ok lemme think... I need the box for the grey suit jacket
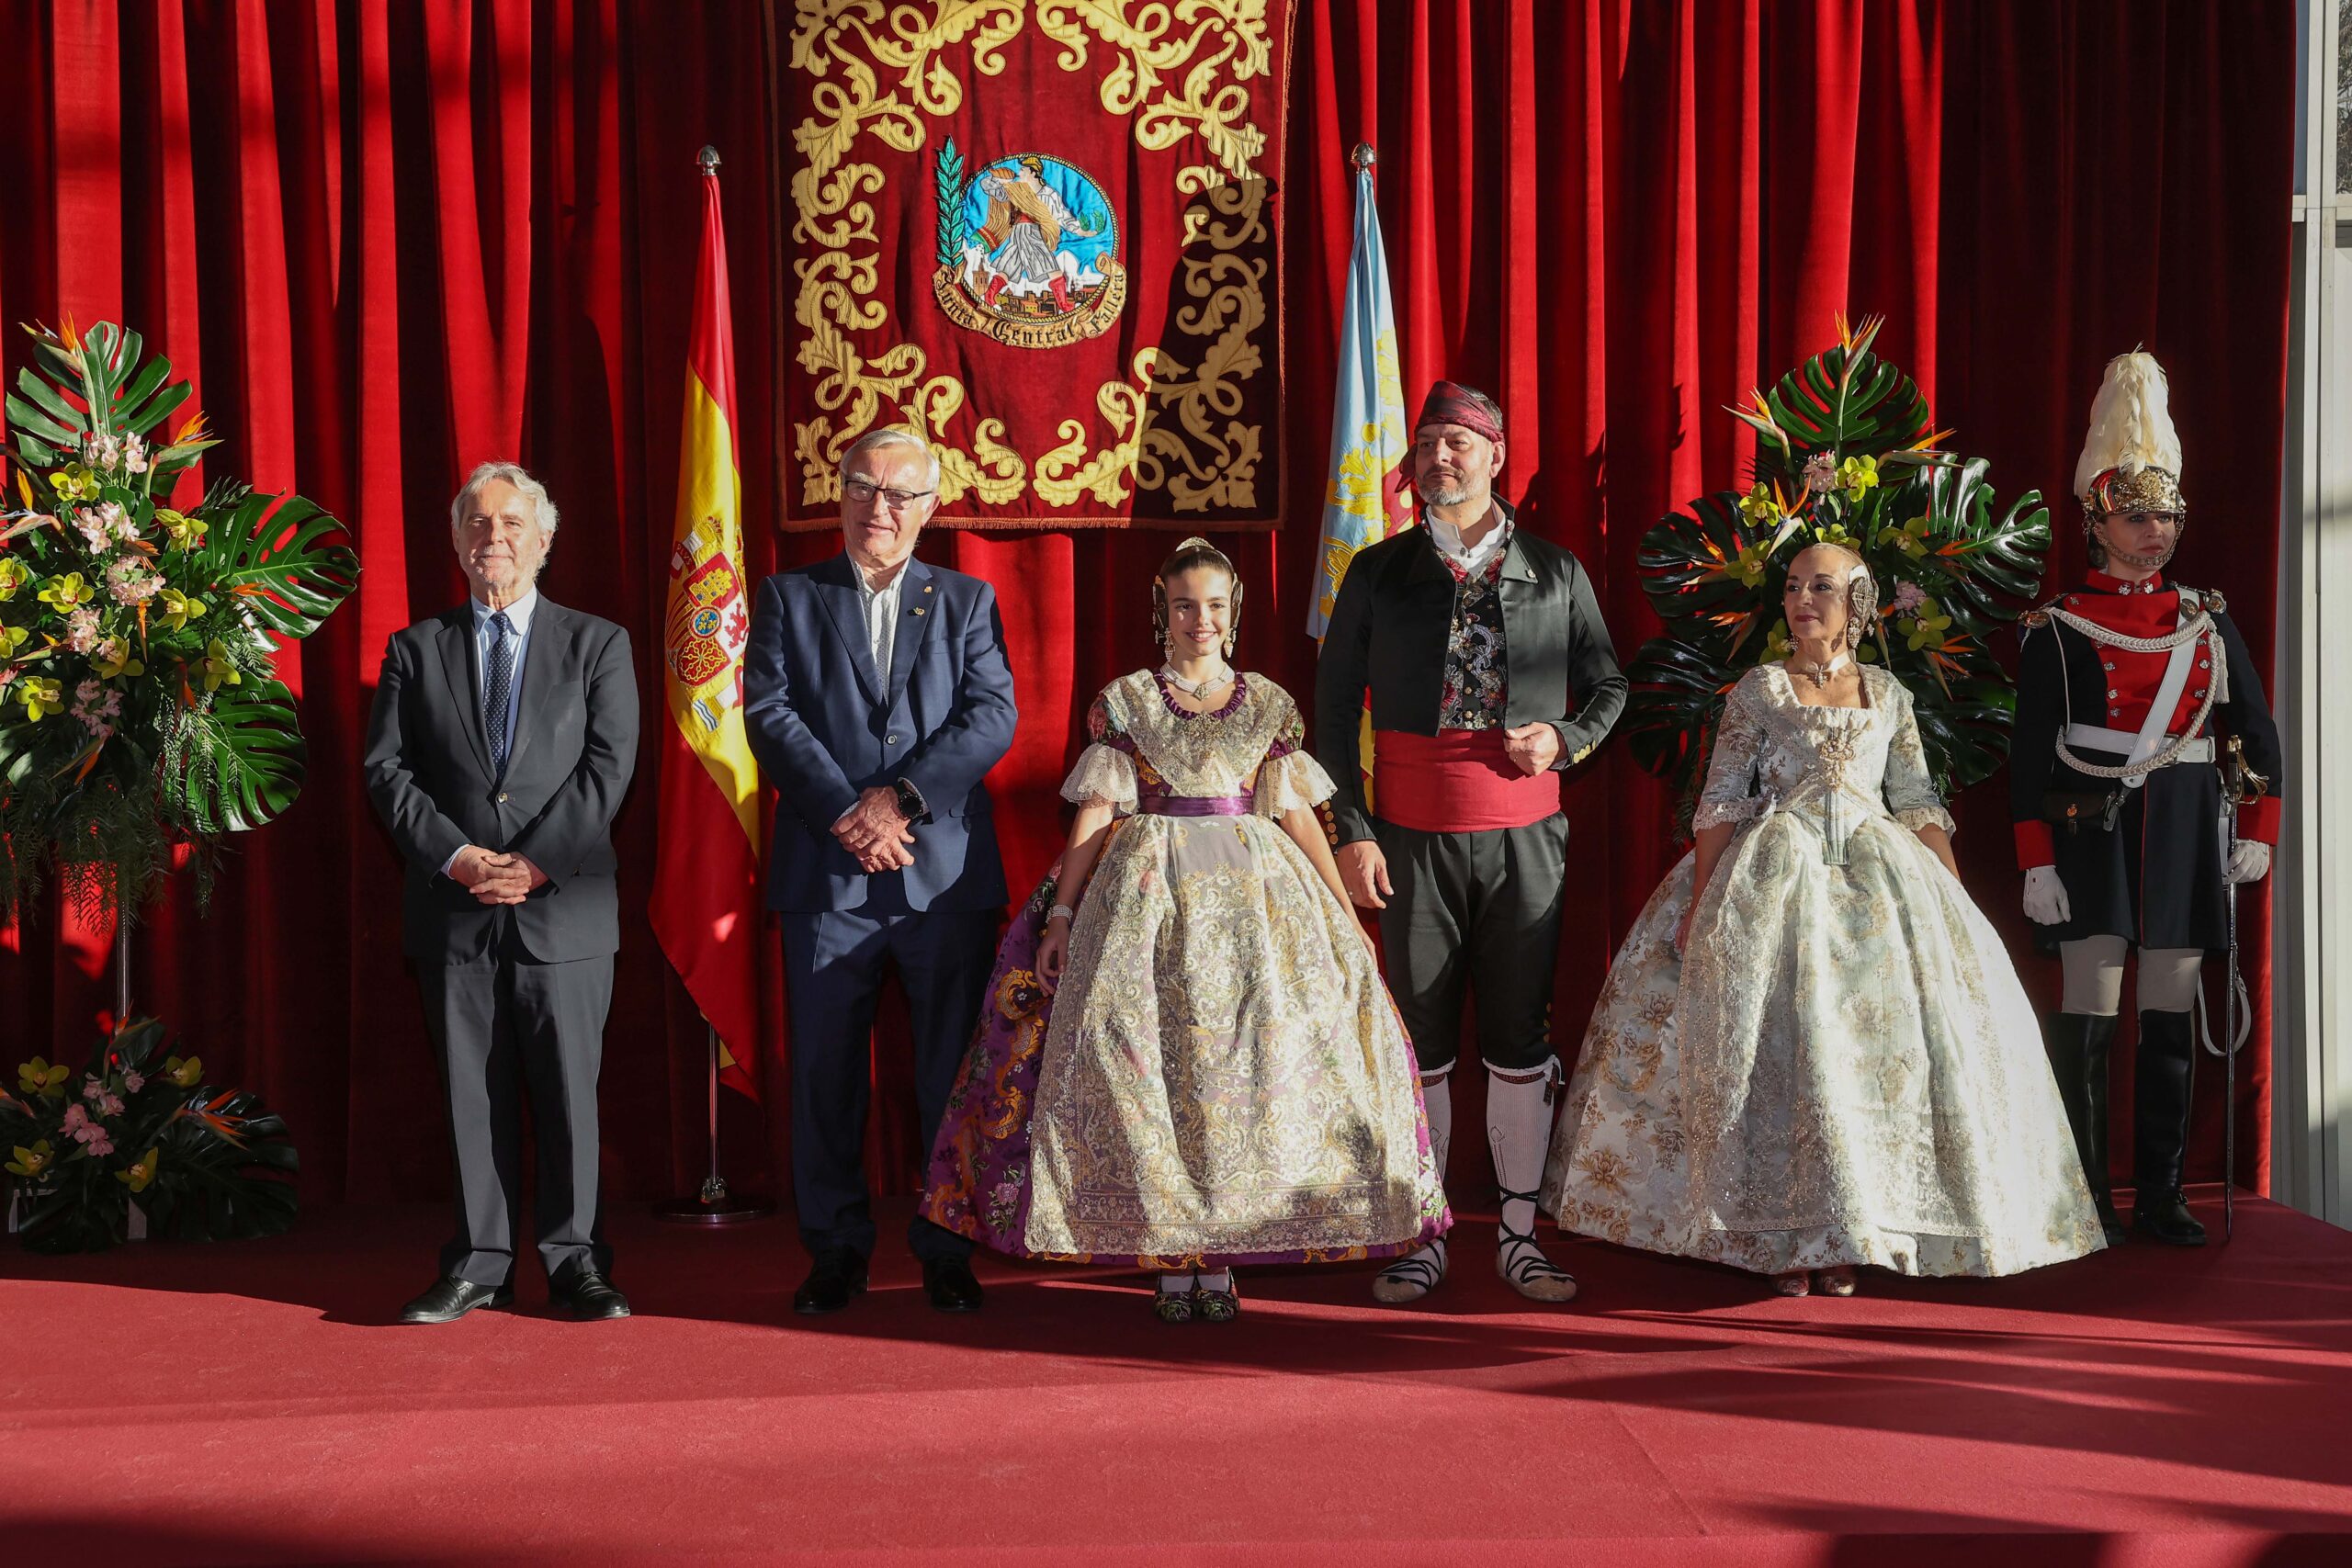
[364,597,639,964]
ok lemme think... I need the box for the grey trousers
[417,942,615,1289]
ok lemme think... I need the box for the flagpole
[653,141,771,1226]
[655,1016,773,1224]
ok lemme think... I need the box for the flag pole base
[655,1176,775,1226]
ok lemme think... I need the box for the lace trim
[1252,749,1337,816]
[1060,742,1139,812]
[1893,805,1956,834]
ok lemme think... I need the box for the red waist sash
[1373,728,1561,833]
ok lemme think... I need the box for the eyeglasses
[842,478,935,513]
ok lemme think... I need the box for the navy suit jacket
[743,552,1015,913]
[362,598,639,964]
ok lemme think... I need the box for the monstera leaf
[1732,315,1930,468]
[1622,639,1747,795]
[6,320,217,481]
[187,490,359,641]
[161,679,309,834]
[1910,457,2052,629]
[1635,490,1796,659]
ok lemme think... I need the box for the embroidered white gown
[1544,664,2105,1277]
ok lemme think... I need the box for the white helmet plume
[2074,350,2181,503]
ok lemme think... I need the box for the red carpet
[3,1190,2348,1566]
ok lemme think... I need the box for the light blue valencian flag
[1308,149,1411,641]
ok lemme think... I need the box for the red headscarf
[1414,381,1505,445]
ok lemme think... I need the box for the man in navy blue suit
[743,429,1016,1314]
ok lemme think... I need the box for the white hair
[449,460,560,543]
[838,428,942,491]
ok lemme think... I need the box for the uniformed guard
[2009,351,2282,1247]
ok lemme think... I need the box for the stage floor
[2,1190,2348,1566]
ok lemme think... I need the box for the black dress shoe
[400,1276,514,1325]
[922,1257,984,1314]
[553,1269,632,1320]
[793,1251,868,1315]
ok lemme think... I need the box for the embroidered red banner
[777,2,1290,529]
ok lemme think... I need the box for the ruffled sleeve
[1252,688,1337,816]
[1060,688,1140,813]
[1690,671,1771,831]
[1881,675,1956,834]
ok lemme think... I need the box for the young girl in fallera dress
[920,539,1448,1320]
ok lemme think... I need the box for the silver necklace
[1159,660,1233,696]
[1796,650,1853,689]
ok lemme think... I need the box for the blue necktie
[484,611,514,780]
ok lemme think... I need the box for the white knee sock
[1374,1070,1453,1301]
[1487,1061,1577,1302]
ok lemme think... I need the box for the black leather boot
[2131,1010,2207,1247]
[2046,1013,2127,1246]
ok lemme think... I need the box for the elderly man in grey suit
[365,461,639,1325]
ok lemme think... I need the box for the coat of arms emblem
[664,517,749,730]
[933,142,1125,350]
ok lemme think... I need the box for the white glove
[2228,840,2272,885]
[2022,864,2071,926]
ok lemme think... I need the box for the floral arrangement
[0,318,358,918]
[1623,314,2052,831]
[2,1017,297,1254]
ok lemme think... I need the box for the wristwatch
[892,777,928,822]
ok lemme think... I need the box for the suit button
[886,734,899,745]
[2199,659,2210,669]
[498,792,509,803]
[2194,688,2208,699]
[2109,707,2121,716]
[2108,688,2118,698]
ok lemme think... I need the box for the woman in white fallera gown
[1544,542,2105,1296]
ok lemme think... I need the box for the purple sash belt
[1139,794,1255,818]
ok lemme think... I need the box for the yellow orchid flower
[198,638,241,692]
[1837,455,1879,499]
[1898,593,1956,652]
[1731,542,1772,589]
[116,1147,161,1191]
[47,464,101,502]
[5,1139,55,1178]
[165,1055,203,1089]
[1736,482,1780,525]
[17,675,64,720]
[1761,617,1793,663]
[35,571,92,610]
[1873,514,1932,558]
[1811,520,1859,548]
[157,587,207,631]
[92,643,144,680]
[0,623,29,658]
[155,509,207,550]
[0,557,28,602]
[17,1057,70,1098]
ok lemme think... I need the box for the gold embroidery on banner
[786,0,1276,520]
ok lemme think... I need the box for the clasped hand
[833,785,915,874]
[450,844,548,906]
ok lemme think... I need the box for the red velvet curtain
[0,1,2294,1208]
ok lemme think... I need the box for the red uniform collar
[2084,568,2168,596]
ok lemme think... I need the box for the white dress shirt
[1425,504,1510,578]
[855,560,905,679]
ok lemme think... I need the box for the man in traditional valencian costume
[1316,381,1626,1304]
[2012,351,2283,1248]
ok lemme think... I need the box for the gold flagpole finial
[696,145,720,176]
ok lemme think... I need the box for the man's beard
[1423,474,1472,507]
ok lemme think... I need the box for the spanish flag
[650,151,763,1100]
